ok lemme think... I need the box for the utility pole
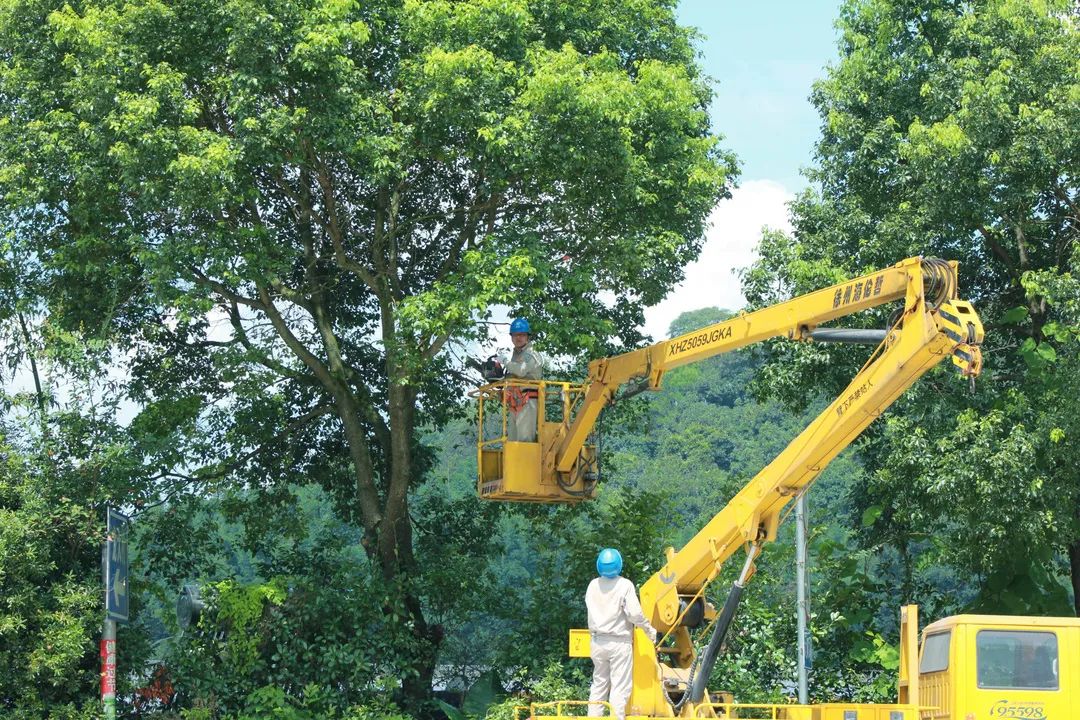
[795,491,811,704]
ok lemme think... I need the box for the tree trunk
[383,381,445,713]
[204,228,444,711]
[402,628,441,715]
[335,366,440,712]
[899,538,914,603]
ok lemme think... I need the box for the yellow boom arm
[618,259,983,717]
[555,256,969,475]
[476,257,980,506]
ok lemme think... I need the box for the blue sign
[105,508,130,623]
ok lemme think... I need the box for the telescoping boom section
[475,257,983,504]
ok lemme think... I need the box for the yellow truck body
[915,613,1079,720]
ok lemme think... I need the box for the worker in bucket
[585,548,657,719]
[504,317,543,442]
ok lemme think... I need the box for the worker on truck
[504,317,543,442]
[586,548,657,720]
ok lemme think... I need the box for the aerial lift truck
[473,256,1075,719]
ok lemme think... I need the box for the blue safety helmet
[509,317,531,335]
[596,548,623,578]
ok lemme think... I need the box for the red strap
[503,386,538,411]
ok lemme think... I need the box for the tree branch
[1052,176,1079,219]
[1006,215,1031,271]
[255,281,341,392]
[190,268,265,309]
[977,226,1020,280]
[421,331,452,362]
[270,277,313,311]
[385,183,403,297]
[227,300,312,382]
[249,284,385,543]
[308,155,381,294]
[134,403,336,515]
[16,311,47,422]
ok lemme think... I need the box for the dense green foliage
[0,433,100,719]
[741,0,1079,614]
[2,0,1077,717]
[0,0,732,714]
[136,487,434,717]
[0,387,161,718]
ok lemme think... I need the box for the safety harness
[504,385,539,412]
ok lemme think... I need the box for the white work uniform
[585,576,657,720]
[504,341,543,442]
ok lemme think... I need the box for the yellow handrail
[526,699,614,718]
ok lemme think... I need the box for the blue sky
[677,0,843,190]
[643,0,844,336]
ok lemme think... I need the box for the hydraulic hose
[921,257,955,310]
[686,580,744,705]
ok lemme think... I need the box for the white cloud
[641,179,794,340]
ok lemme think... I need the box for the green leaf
[463,668,506,717]
[861,505,883,527]
[1034,342,1057,363]
[437,699,468,720]
[1018,337,1045,371]
[999,306,1028,324]
[1041,322,1070,342]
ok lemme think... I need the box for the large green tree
[0,0,735,706]
[741,0,1078,613]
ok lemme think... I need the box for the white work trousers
[588,636,634,720]
[507,398,537,442]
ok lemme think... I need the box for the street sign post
[102,507,129,720]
